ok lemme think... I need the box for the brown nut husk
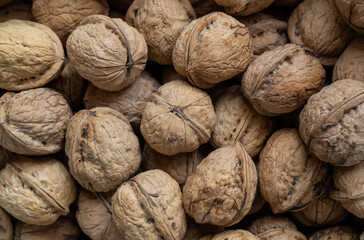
[308,225,359,240]
[0,88,72,156]
[125,0,196,65]
[287,0,353,66]
[140,80,216,156]
[32,0,109,45]
[257,228,307,240]
[333,38,364,83]
[215,0,275,17]
[0,20,64,91]
[76,190,123,240]
[200,230,259,240]
[242,44,325,116]
[173,12,252,89]
[0,155,77,225]
[259,129,330,213]
[248,215,297,236]
[67,15,147,92]
[183,142,257,226]
[211,85,275,157]
[274,0,302,7]
[334,0,364,34]
[0,3,32,22]
[0,207,12,240]
[299,79,364,167]
[65,107,141,192]
[112,169,187,240]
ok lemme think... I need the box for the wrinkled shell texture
[299,79,364,166]
[0,155,76,225]
[0,207,12,240]
[67,15,147,92]
[173,12,252,89]
[248,215,297,236]
[215,0,275,16]
[308,225,359,240]
[66,107,141,192]
[0,20,64,91]
[0,3,32,22]
[287,0,353,66]
[334,0,364,34]
[242,44,325,116]
[84,71,160,130]
[257,229,307,240]
[126,0,196,65]
[141,80,216,156]
[211,85,274,157]
[112,169,186,240]
[0,88,72,155]
[183,143,257,227]
[259,129,329,213]
[200,229,259,240]
[333,38,364,83]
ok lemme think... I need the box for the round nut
[248,215,297,236]
[200,230,259,240]
[0,3,32,22]
[258,228,307,240]
[215,0,275,17]
[308,225,359,240]
[334,0,364,34]
[0,207,12,240]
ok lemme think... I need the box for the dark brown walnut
[32,0,109,45]
[334,0,364,34]
[0,3,32,22]
[0,207,12,240]
[112,169,187,240]
[125,0,196,65]
[288,0,353,66]
[308,225,359,240]
[66,107,141,192]
[183,217,224,240]
[0,0,12,8]
[333,38,364,83]
[211,85,275,157]
[257,228,307,240]
[274,0,302,7]
[200,230,259,240]
[162,66,186,84]
[259,129,330,213]
[0,155,77,225]
[0,88,72,156]
[299,79,364,166]
[67,15,147,92]
[83,71,160,131]
[192,0,223,17]
[248,215,297,236]
[140,80,216,156]
[173,12,252,89]
[183,142,257,226]
[76,190,123,240]
[242,44,325,116]
[215,0,275,16]
[0,20,64,91]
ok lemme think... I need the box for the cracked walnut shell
[215,0,275,17]
[0,207,12,240]
[200,229,259,240]
[334,0,364,34]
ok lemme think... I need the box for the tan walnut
[334,0,364,34]
[214,0,275,17]
[0,207,12,240]
[308,225,359,240]
[248,215,297,236]
[200,229,259,240]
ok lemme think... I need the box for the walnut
[299,79,364,167]
[173,12,252,89]
[140,80,216,156]
[0,207,12,240]
[256,229,307,240]
[287,0,353,66]
[0,0,12,8]
[0,88,72,156]
[0,3,32,22]
[242,44,325,116]
[215,0,275,17]
[274,0,302,7]
[248,215,297,236]
[237,12,274,26]
[112,169,186,240]
[334,0,364,34]
[183,142,257,226]
[200,230,259,240]
[333,38,364,83]
[67,15,147,92]
[192,0,223,17]
[308,226,359,240]
[211,85,275,157]
[0,155,76,225]
[0,20,64,91]
[65,107,141,192]
[259,129,330,213]
[125,0,196,65]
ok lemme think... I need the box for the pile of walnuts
[0,0,363,239]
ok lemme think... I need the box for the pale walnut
[215,0,275,17]
[0,207,12,240]
[248,215,297,236]
[308,226,359,240]
[0,3,32,22]
[334,0,364,34]
[200,230,259,240]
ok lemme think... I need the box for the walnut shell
[140,80,216,156]
[67,15,147,92]
[200,230,259,240]
[299,79,364,166]
[274,0,302,7]
[241,44,325,116]
[0,3,32,22]
[308,225,359,240]
[112,169,187,240]
[237,12,274,26]
[257,228,307,240]
[334,0,364,34]
[183,142,257,226]
[0,155,77,225]
[125,0,196,65]
[66,107,141,192]
[215,0,275,17]
[173,12,252,89]
[0,207,12,240]
[0,88,72,156]
[287,0,353,66]
[248,215,297,236]
[0,20,64,91]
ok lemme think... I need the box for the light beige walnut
[112,169,187,240]
[0,207,12,240]
[334,0,364,34]
[0,3,32,22]
[0,155,77,225]
[200,229,259,240]
[215,0,275,17]
[0,88,72,156]
[248,215,297,235]
[308,226,359,240]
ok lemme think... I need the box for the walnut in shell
[140,80,216,156]
[0,3,32,22]
[112,169,187,240]
[200,230,259,240]
[334,0,364,34]
[65,107,141,192]
[215,0,275,17]
[0,88,72,156]
[248,215,297,236]
[299,79,364,167]
[308,225,359,240]
[173,12,252,89]
[241,44,325,116]
[0,20,64,91]
[0,207,12,240]
[0,155,77,225]
[67,15,147,92]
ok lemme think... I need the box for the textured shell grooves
[232,108,254,143]
[97,192,112,213]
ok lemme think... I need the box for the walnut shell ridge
[200,229,259,240]
[334,0,364,34]
[248,215,297,236]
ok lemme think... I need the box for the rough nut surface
[308,225,359,240]
[257,228,307,240]
[0,207,12,240]
[299,79,364,166]
[248,215,297,236]
[334,0,364,34]
[0,3,32,22]
[200,229,259,240]
[66,107,141,192]
[215,0,275,17]
[112,169,186,240]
